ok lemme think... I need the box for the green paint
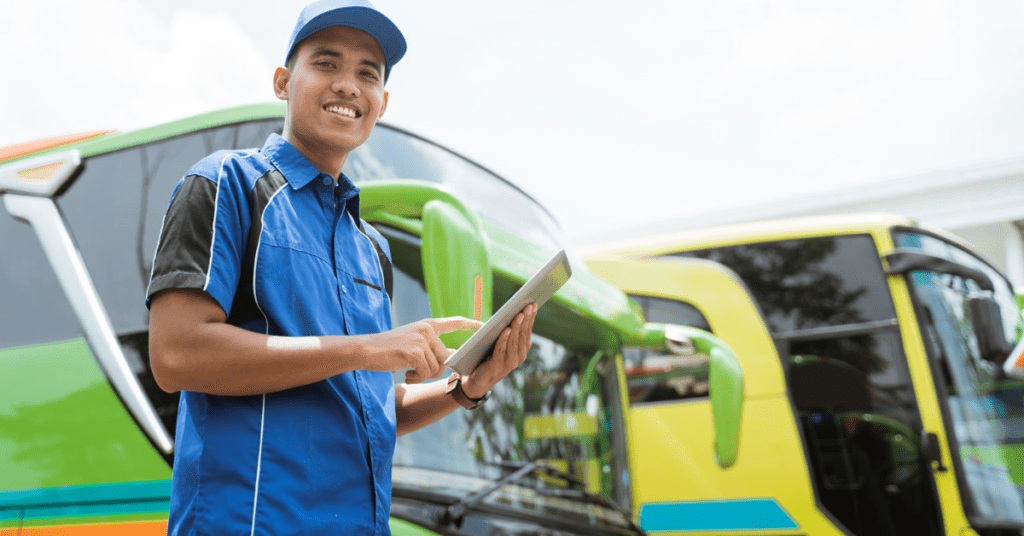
[389,517,443,536]
[1,104,288,166]
[708,340,745,469]
[0,339,170,491]
[359,180,647,346]
[421,199,493,347]
[961,444,1024,486]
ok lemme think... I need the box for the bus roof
[580,213,923,257]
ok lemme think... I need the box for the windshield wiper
[433,461,567,528]
[433,460,645,534]
[536,487,646,535]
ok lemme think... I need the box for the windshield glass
[387,261,632,528]
[895,230,1024,523]
[342,125,564,253]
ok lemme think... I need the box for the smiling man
[145,1,537,535]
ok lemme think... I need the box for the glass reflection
[897,231,1024,523]
[343,126,564,253]
[389,266,630,522]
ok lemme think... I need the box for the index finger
[424,316,485,335]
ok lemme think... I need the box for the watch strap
[446,372,489,410]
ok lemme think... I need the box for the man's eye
[362,70,379,80]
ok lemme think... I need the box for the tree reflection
[686,237,867,332]
[461,347,606,489]
[681,236,893,375]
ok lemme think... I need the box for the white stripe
[250,393,266,535]
[204,150,261,292]
[251,182,289,334]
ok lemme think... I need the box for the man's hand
[460,303,538,399]
[382,317,483,384]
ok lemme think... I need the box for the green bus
[0,103,746,535]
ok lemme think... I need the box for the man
[146,1,538,534]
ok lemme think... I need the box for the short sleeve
[146,157,250,315]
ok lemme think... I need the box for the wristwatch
[446,372,490,410]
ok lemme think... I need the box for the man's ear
[377,91,389,122]
[273,67,290,101]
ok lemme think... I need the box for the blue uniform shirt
[147,133,396,536]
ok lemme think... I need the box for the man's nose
[332,72,360,97]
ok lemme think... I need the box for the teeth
[326,105,356,118]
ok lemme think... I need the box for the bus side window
[623,295,713,405]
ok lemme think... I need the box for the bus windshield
[386,260,633,530]
[895,230,1024,524]
[342,124,564,254]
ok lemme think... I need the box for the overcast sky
[3,0,1023,245]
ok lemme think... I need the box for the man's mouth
[325,105,359,118]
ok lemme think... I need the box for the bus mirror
[968,296,1013,363]
[421,199,492,348]
[710,347,744,468]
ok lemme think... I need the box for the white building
[604,154,1024,289]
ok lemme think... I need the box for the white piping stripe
[250,393,266,535]
[204,150,261,292]
[251,181,289,334]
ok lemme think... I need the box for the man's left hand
[460,303,538,399]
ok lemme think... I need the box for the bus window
[622,295,712,405]
[55,118,286,448]
[675,234,942,536]
[896,230,1024,526]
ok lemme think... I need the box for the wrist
[459,377,489,400]
[446,373,490,410]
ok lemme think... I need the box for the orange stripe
[0,131,114,164]
[473,275,483,321]
[5,520,167,535]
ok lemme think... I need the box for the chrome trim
[2,193,174,454]
[0,149,82,196]
[774,317,900,342]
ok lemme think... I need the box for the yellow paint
[587,217,982,534]
[523,412,597,439]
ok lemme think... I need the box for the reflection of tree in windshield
[678,236,897,376]
[685,238,867,332]
[461,347,597,487]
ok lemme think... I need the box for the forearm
[149,289,476,397]
[149,289,397,396]
[152,321,375,396]
[394,381,461,436]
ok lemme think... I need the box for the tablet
[445,249,572,375]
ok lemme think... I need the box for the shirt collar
[262,133,337,190]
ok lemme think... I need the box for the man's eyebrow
[309,46,341,59]
[361,59,384,76]
[309,46,384,76]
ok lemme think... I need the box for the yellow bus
[584,214,1024,536]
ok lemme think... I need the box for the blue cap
[285,0,407,81]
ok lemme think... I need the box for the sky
[2,0,1023,246]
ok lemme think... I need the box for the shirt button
[342,285,347,293]
[322,177,332,186]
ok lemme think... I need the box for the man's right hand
[373,317,483,384]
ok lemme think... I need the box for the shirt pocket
[338,265,391,336]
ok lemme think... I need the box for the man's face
[275,25,389,168]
